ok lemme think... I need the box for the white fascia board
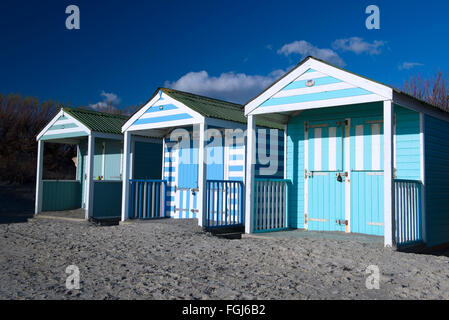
[245,60,314,115]
[393,91,449,123]
[250,94,383,115]
[36,109,91,141]
[122,93,162,133]
[308,59,393,100]
[36,109,64,141]
[245,57,393,116]
[126,117,203,132]
[63,111,91,135]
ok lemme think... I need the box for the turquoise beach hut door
[350,117,384,236]
[306,120,346,232]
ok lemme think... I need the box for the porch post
[383,100,395,247]
[245,114,256,234]
[121,131,131,221]
[85,134,95,220]
[419,112,427,243]
[197,121,207,227]
[35,140,44,214]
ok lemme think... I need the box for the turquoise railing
[253,178,290,233]
[394,179,423,246]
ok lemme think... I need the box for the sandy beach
[0,217,448,300]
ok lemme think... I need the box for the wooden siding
[395,105,421,180]
[286,102,422,235]
[41,180,81,211]
[133,141,162,180]
[92,181,122,218]
[162,127,284,219]
[424,114,449,246]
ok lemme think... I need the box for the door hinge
[305,170,312,179]
[336,219,348,226]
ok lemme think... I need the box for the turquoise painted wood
[351,172,384,235]
[424,114,449,246]
[349,116,384,236]
[394,179,423,246]
[287,103,384,230]
[134,141,162,179]
[307,120,345,232]
[286,102,424,238]
[395,105,421,180]
[92,181,122,218]
[42,180,81,211]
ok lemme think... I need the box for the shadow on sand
[0,183,35,224]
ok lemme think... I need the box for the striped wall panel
[350,117,384,172]
[163,141,179,218]
[255,128,284,178]
[41,115,88,140]
[260,68,375,110]
[225,132,245,182]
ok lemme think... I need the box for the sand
[0,218,448,300]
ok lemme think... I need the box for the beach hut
[244,56,449,249]
[120,88,284,228]
[35,107,162,220]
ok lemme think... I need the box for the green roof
[63,107,129,134]
[160,88,283,129]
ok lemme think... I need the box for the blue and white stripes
[225,132,245,182]
[163,138,199,219]
[259,69,374,110]
[350,119,384,171]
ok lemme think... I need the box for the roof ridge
[161,87,243,110]
[62,106,129,120]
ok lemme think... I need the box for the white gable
[122,90,204,132]
[245,57,393,116]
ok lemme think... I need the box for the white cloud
[332,37,385,55]
[90,90,121,111]
[398,62,424,70]
[277,40,346,67]
[164,69,288,103]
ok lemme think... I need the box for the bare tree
[403,70,449,110]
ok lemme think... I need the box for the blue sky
[0,0,448,109]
